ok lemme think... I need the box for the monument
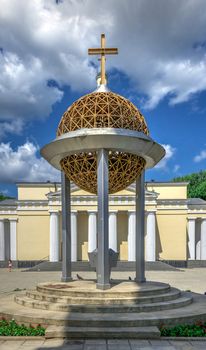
[2,34,206,339]
[41,34,165,289]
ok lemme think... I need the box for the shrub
[0,319,45,336]
[160,321,206,337]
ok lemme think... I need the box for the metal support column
[61,172,72,282]
[97,149,110,290]
[135,170,146,283]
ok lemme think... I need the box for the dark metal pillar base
[134,277,146,283]
[61,277,73,282]
[96,283,111,290]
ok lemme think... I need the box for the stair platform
[1,280,206,339]
[45,325,160,339]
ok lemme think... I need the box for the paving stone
[189,340,206,345]
[0,340,24,349]
[108,346,131,350]
[137,348,154,350]
[38,347,65,350]
[169,340,193,345]
[84,345,107,350]
[150,347,176,350]
[43,339,65,346]
[0,346,18,350]
[107,339,130,344]
[149,340,171,346]
[19,340,45,346]
[131,345,151,350]
[85,339,106,344]
[41,339,65,348]
[129,339,151,346]
[18,346,43,350]
[169,340,194,349]
[20,345,45,350]
[58,345,84,350]
[64,339,84,345]
[189,342,206,350]
[130,346,150,349]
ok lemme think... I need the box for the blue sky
[0,0,206,197]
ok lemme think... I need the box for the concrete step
[24,261,95,272]
[36,280,171,298]
[23,260,179,272]
[15,294,192,313]
[26,287,181,305]
[45,325,160,339]
[187,260,206,268]
[116,261,179,271]
[1,292,206,328]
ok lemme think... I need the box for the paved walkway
[1,268,206,349]
[1,338,206,349]
[1,267,206,295]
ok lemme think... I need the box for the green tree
[0,193,13,201]
[173,170,206,200]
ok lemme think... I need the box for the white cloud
[154,144,176,170]
[194,149,206,162]
[173,164,180,173]
[0,119,23,139]
[0,52,63,118]
[0,189,9,195]
[0,141,60,183]
[0,0,206,136]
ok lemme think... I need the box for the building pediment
[46,182,159,203]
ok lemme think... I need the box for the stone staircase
[24,260,178,272]
[15,287,191,312]
[1,280,206,339]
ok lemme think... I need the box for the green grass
[0,319,45,336]
[160,321,206,337]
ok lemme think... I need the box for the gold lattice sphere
[57,91,149,194]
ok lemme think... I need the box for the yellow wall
[147,184,187,199]
[114,189,134,196]
[0,215,17,220]
[156,213,187,260]
[77,212,88,261]
[117,212,128,260]
[18,184,60,200]
[73,189,93,196]
[6,181,200,262]
[17,212,49,260]
[17,182,188,201]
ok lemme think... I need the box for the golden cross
[88,34,118,85]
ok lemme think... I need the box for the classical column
[9,218,17,260]
[128,211,135,261]
[188,217,196,260]
[109,211,117,252]
[97,149,110,289]
[146,211,156,262]
[135,170,146,282]
[201,218,206,260]
[49,211,59,262]
[88,211,97,252]
[61,171,72,282]
[0,219,5,261]
[71,211,77,262]
[4,221,10,260]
